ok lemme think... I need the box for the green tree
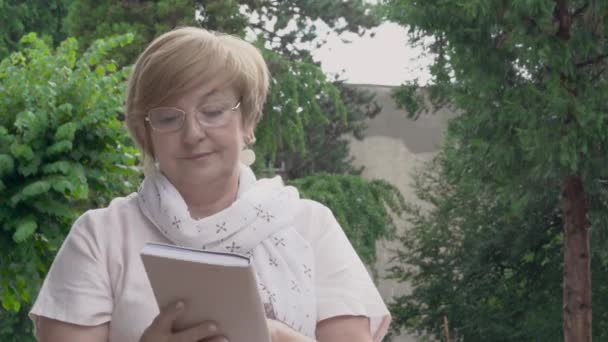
[62,0,198,66]
[0,33,139,342]
[254,50,382,178]
[62,0,380,63]
[0,0,68,59]
[290,174,405,267]
[237,0,380,60]
[384,0,608,341]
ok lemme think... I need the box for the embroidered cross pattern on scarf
[137,165,317,337]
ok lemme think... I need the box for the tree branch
[576,53,608,67]
[590,66,606,83]
[249,21,282,40]
[554,0,571,40]
[494,31,510,48]
[572,3,589,19]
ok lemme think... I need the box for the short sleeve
[309,203,391,342]
[29,212,113,328]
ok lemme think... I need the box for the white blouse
[30,192,390,341]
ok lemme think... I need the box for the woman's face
[149,79,252,189]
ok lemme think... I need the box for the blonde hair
[124,27,270,167]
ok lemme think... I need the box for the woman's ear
[240,124,257,166]
[242,123,255,145]
[142,124,155,158]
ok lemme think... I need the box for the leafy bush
[0,33,139,341]
[290,174,405,269]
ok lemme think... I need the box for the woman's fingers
[154,301,185,332]
[173,321,223,342]
[144,301,225,342]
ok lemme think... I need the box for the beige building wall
[347,84,454,342]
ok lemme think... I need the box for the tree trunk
[562,175,591,342]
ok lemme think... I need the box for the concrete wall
[347,84,454,341]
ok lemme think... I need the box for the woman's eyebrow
[197,93,235,106]
[196,88,217,103]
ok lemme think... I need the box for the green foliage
[62,0,198,66]
[0,0,68,60]
[384,0,608,340]
[289,174,405,268]
[389,154,566,341]
[280,81,382,178]
[64,0,381,63]
[254,49,369,178]
[0,33,139,341]
[239,0,380,59]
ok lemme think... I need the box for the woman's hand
[140,301,227,342]
[267,319,316,342]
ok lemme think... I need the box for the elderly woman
[29,27,390,342]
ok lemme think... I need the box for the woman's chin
[176,166,232,186]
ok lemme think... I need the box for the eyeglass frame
[145,101,241,133]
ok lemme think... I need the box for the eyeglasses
[146,101,241,133]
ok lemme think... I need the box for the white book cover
[140,242,271,342]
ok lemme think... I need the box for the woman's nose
[181,112,207,143]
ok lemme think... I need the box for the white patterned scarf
[137,164,317,338]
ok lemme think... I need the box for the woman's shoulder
[295,198,333,217]
[69,192,143,239]
[292,198,340,241]
[78,192,140,223]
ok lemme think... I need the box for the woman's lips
[181,152,215,160]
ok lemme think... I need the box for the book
[140,242,271,342]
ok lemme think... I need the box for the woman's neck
[175,172,239,220]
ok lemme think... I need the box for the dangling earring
[240,135,256,166]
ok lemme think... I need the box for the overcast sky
[311,22,432,86]
[243,2,433,87]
